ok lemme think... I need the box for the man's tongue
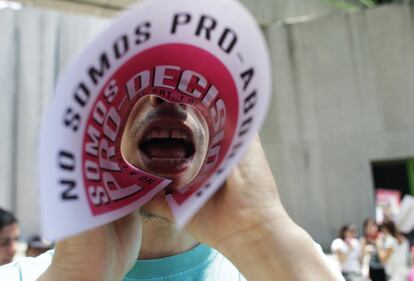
[142,139,187,159]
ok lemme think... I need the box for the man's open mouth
[138,122,195,174]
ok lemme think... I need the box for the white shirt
[331,238,361,273]
[383,235,410,278]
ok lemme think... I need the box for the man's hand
[38,212,142,281]
[185,136,290,248]
[193,137,339,280]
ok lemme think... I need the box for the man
[0,208,19,266]
[0,97,341,280]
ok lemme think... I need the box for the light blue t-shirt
[125,244,245,280]
[0,244,246,281]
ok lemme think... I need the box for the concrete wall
[16,0,337,24]
[261,4,414,248]
[1,4,414,250]
[239,0,337,25]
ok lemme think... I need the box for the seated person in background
[377,220,410,281]
[0,208,20,266]
[331,224,363,281]
[25,235,54,257]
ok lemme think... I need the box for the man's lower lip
[141,154,191,174]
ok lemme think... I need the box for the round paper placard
[39,0,271,239]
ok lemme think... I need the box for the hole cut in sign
[120,95,210,192]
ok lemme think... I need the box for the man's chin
[138,191,171,221]
[138,208,168,220]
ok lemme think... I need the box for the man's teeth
[148,129,169,139]
[171,129,186,139]
[146,128,189,140]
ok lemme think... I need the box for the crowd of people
[0,208,53,266]
[3,206,414,281]
[4,204,414,280]
[331,218,414,281]
[3,204,414,281]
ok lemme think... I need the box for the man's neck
[138,217,198,260]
